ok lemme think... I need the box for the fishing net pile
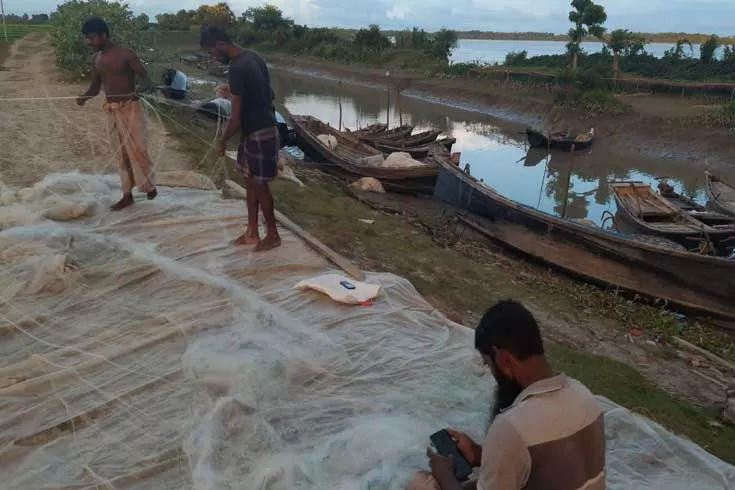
[1,172,734,489]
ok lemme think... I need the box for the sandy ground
[0,33,190,188]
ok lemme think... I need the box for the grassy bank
[150,100,735,463]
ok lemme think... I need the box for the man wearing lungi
[76,17,157,211]
[200,25,282,252]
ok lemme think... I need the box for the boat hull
[706,172,735,217]
[291,115,439,194]
[526,129,594,151]
[432,161,735,322]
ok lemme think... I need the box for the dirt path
[0,33,190,188]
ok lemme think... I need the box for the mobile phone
[340,280,356,290]
[429,429,473,482]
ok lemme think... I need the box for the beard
[217,50,231,65]
[489,370,524,422]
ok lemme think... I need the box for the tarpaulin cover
[0,172,733,489]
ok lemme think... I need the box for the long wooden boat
[526,127,595,151]
[290,114,439,193]
[705,171,735,217]
[359,129,443,147]
[658,183,735,227]
[370,137,456,159]
[352,124,414,141]
[430,157,735,322]
[610,181,735,252]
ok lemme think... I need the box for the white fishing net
[1,172,734,490]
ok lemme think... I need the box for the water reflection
[272,70,735,224]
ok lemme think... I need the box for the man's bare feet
[110,194,133,211]
[255,234,282,252]
[233,232,260,245]
[147,188,157,200]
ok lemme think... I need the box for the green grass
[551,344,735,461]
[1,24,51,42]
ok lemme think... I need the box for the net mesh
[0,172,734,490]
[1,35,734,488]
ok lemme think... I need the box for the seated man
[411,300,605,490]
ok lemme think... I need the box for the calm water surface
[450,39,706,65]
[272,70,735,224]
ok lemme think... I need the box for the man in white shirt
[410,300,605,490]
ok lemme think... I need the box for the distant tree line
[155,3,459,66]
[2,13,50,24]
[452,30,735,45]
[496,0,735,84]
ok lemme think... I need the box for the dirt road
[0,33,189,188]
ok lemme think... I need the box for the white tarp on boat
[0,172,733,489]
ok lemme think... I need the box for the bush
[50,0,154,79]
[553,90,630,115]
[504,50,528,66]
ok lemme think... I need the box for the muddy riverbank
[266,53,735,168]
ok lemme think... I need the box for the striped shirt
[477,374,605,490]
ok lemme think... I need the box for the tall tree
[607,28,632,78]
[700,34,720,64]
[567,0,607,69]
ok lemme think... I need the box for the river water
[450,39,699,65]
[271,69,735,225]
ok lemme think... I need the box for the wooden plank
[224,180,366,281]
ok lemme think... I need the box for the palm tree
[608,29,632,79]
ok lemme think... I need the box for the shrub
[50,0,154,79]
[553,89,630,115]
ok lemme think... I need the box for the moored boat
[358,129,443,147]
[289,113,440,193]
[610,181,735,253]
[369,137,456,159]
[525,127,595,151]
[430,157,735,322]
[705,171,735,217]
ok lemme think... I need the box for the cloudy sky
[7,0,735,35]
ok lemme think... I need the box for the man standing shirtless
[77,17,157,211]
[200,25,281,251]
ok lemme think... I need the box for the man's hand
[446,429,482,467]
[216,140,227,157]
[427,448,460,490]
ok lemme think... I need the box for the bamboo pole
[672,336,735,375]
[385,71,391,128]
[224,180,365,281]
[338,80,343,132]
[0,0,7,42]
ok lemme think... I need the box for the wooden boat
[369,137,456,159]
[705,171,735,217]
[610,181,735,252]
[657,182,735,227]
[525,127,595,151]
[351,124,414,141]
[290,114,439,193]
[430,157,735,322]
[361,129,443,147]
